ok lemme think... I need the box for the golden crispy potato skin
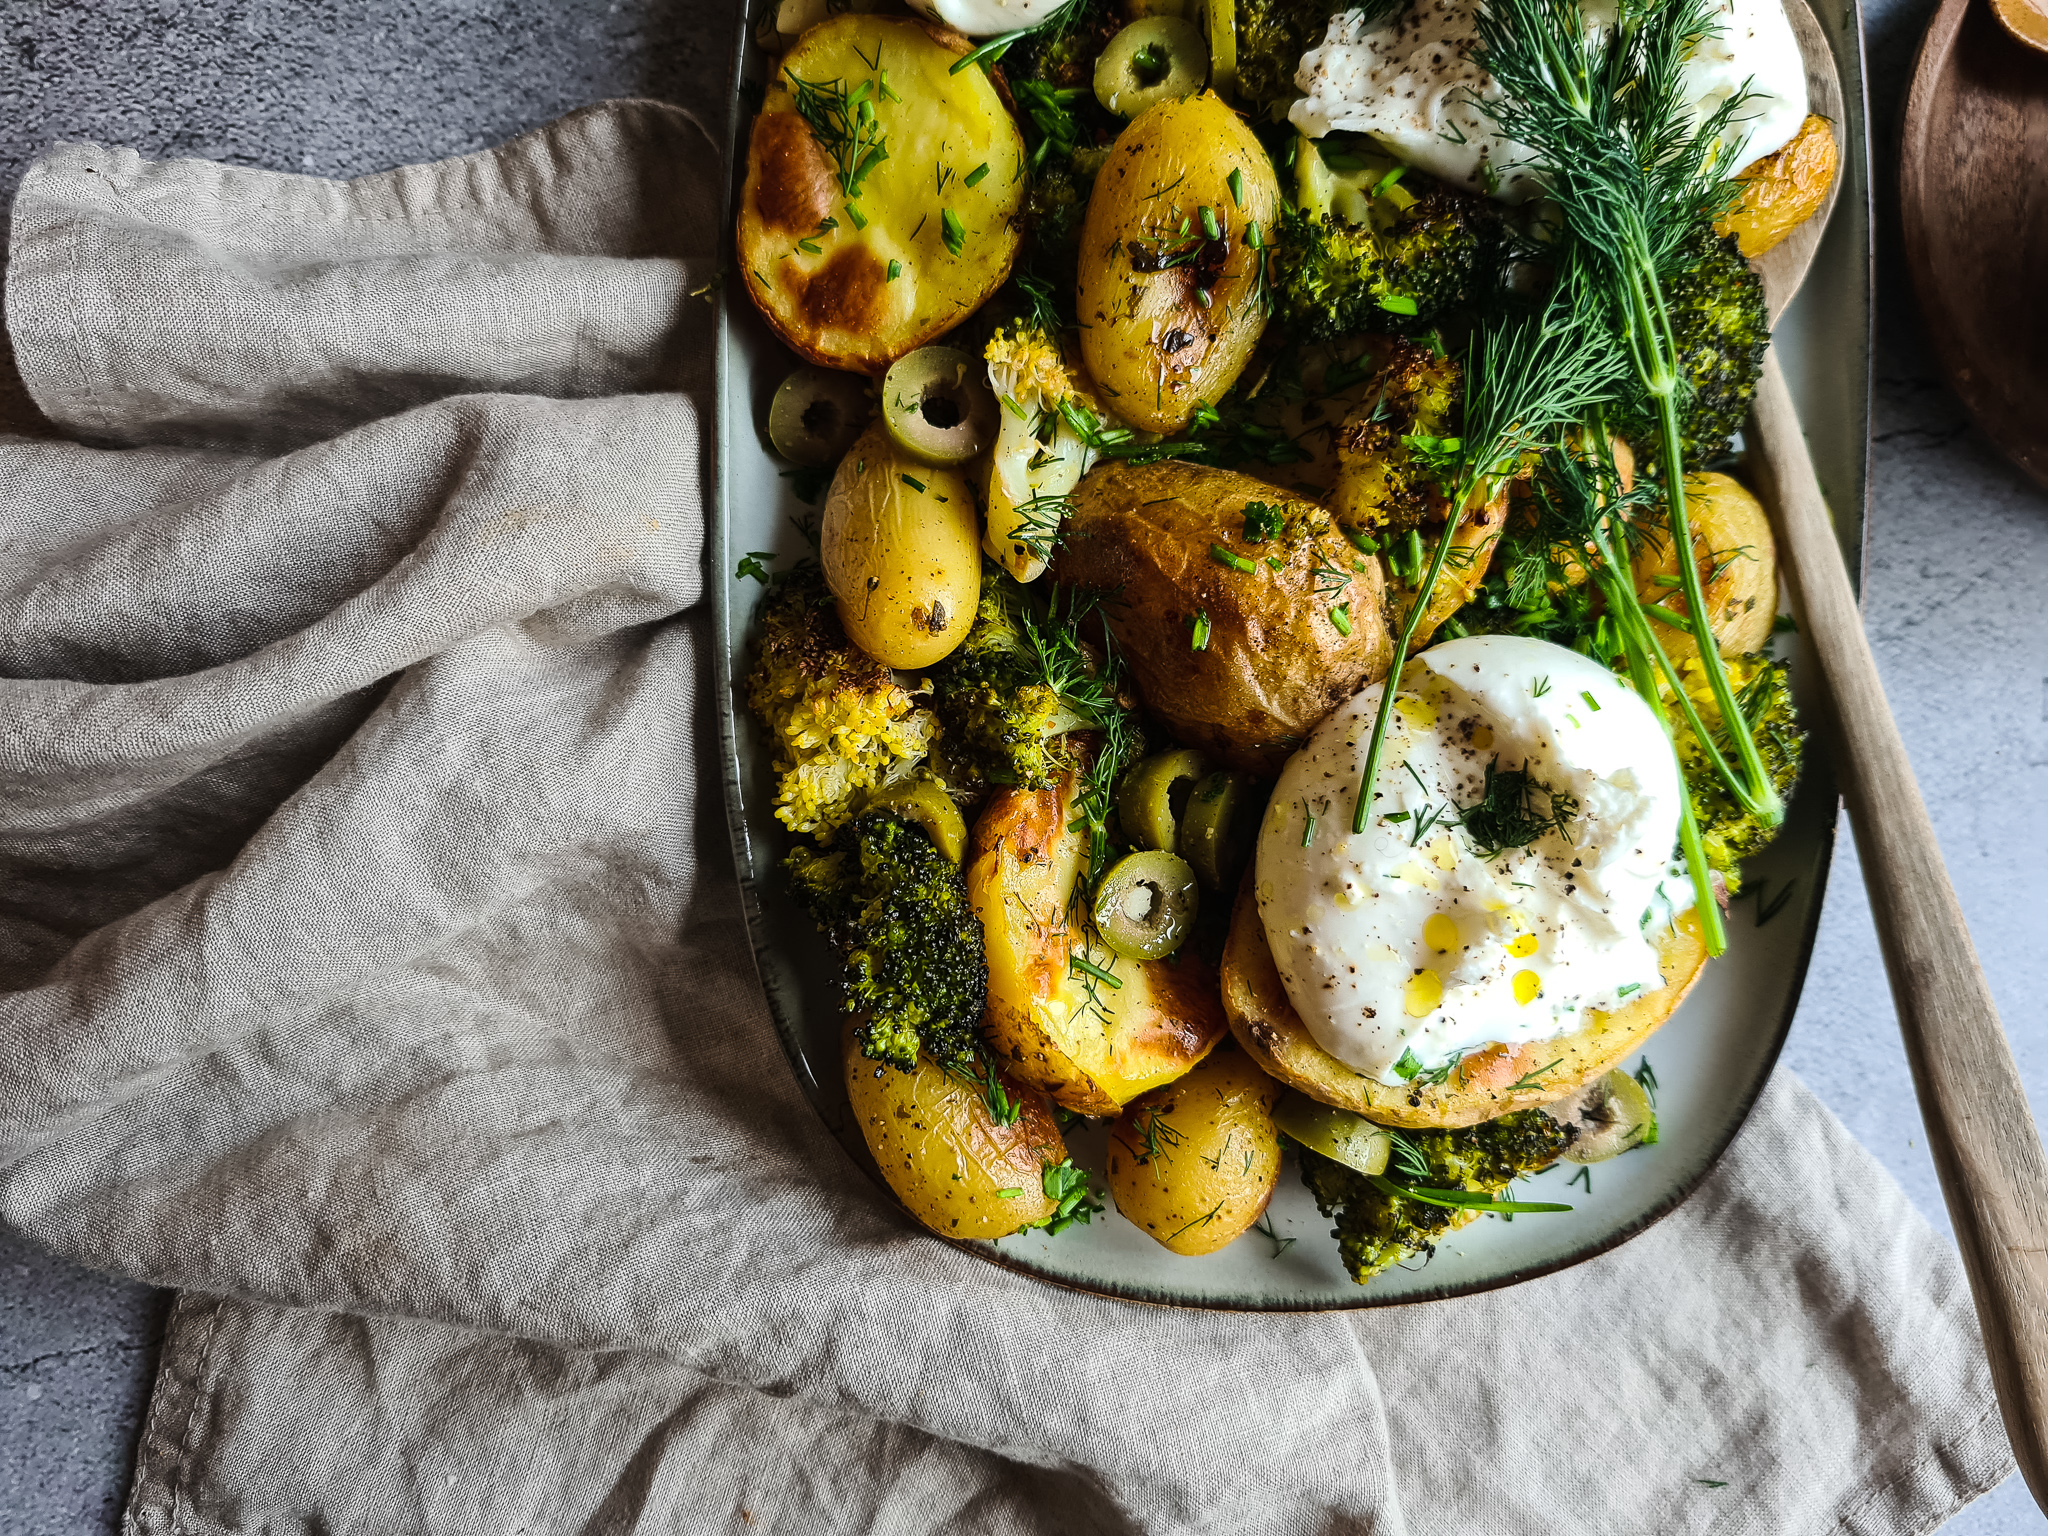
[843,1023,1066,1238]
[1220,879,1709,1129]
[1715,114,1840,259]
[820,424,982,668]
[1076,93,1280,432]
[1054,460,1394,774]
[738,16,1026,375]
[966,767,1229,1114]
[1631,471,1778,660]
[1107,1048,1282,1256]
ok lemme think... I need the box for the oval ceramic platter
[712,0,1873,1308]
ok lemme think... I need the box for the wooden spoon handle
[1748,350,2048,1503]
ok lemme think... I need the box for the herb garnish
[1456,758,1579,859]
[784,68,890,203]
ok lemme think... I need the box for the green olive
[1181,770,1260,892]
[1271,1092,1391,1176]
[1552,1068,1659,1164]
[768,366,871,468]
[865,776,969,865]
[1116,748,1212,856]
[879,346,999,467]
[1093,850,1199,961]
[1093,17,1209,119]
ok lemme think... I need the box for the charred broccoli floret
[786,810,987,1072]
[1614,222,1769,471]
[1668,650,1803,885]
[1300,1110,1573,1284]
[928,569,1090,794]
[1237,0,1395,103]
[1272,187,1493,342]
[746,567,937,842]
[1329,340,1464,535]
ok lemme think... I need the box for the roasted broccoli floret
[1329,339,1464,534]
[928,569,1090,794]
[785,810,987,1072]
[1300,1110,1573,1284]
[745,567,937,842]
[1668,650,1803,884]
[1614,222,1769,471]
[1236,0,1393,104]
[1272,187,1493,342]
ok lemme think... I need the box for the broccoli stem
[1623,260,1784,831]
[1587,516,1729,957]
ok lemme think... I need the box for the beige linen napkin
[0,102,2015,1535]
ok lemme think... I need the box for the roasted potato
[1220,878,1710,1130]
[737,14,1027,374]
[1076,92,1280,432]
[1631,470,1778,660]
[1715,113,1840,259]
[1107,1047,1282,1255]
[820,423,982,668]
[967,763,1230,1114]
[843,1022,1068,1238]
[1053,459,1394,774]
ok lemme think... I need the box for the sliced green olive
[1093,17,1209,119]
[768,366,871,468]
[865,777,968,865]
[1181,770,1260,892]
[1271,1092,1391,1176]
[1116,748,1212,856]
[1093,850,1199,961]
[879,346,999,467]
[1549,1068,1658,1164]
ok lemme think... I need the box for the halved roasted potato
[1716,113,1839,259]
[1220,879,1709,1129]
[1075,91,1280,432]
[1631,470,1778,660]
[843,1022,1068,1238]
[738,14,1027,374]
[1107,1046,1282,1255]
[966,763,1230,1114]
[1053,459,1393,774]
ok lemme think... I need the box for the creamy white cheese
[1289,0,1810,202]
[1255,635,1688,1082]
[914,0,1071,38]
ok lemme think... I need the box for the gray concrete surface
[2,0,2044,1530]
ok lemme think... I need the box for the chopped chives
[886,259,903,281]
[1227,167,1245,207]
[1379,294,1419,316]
[1330,603,1353,636]
[845,203,867,230]
[964,161,990,187]
[1209,544,1256,574]
[1199,205,1221,239]
[1581,690,1602,711]
[940,208,966,255]
[1190,610,1212,650]
[900,473,927,492]
[1371,164,1407,199]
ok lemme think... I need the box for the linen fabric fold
[0,101,2013,1535]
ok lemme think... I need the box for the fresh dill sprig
[1367,1172,1572,1214]
[784,67,890,204]
[1349,257,1628,835]
[1456,758,1579,859]
[1473,0,1783,831]
[1252,1211,1295,1258]
[1010,492,1073,564]
[1017,584,1144,896]
[947,1051,1024,1127]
